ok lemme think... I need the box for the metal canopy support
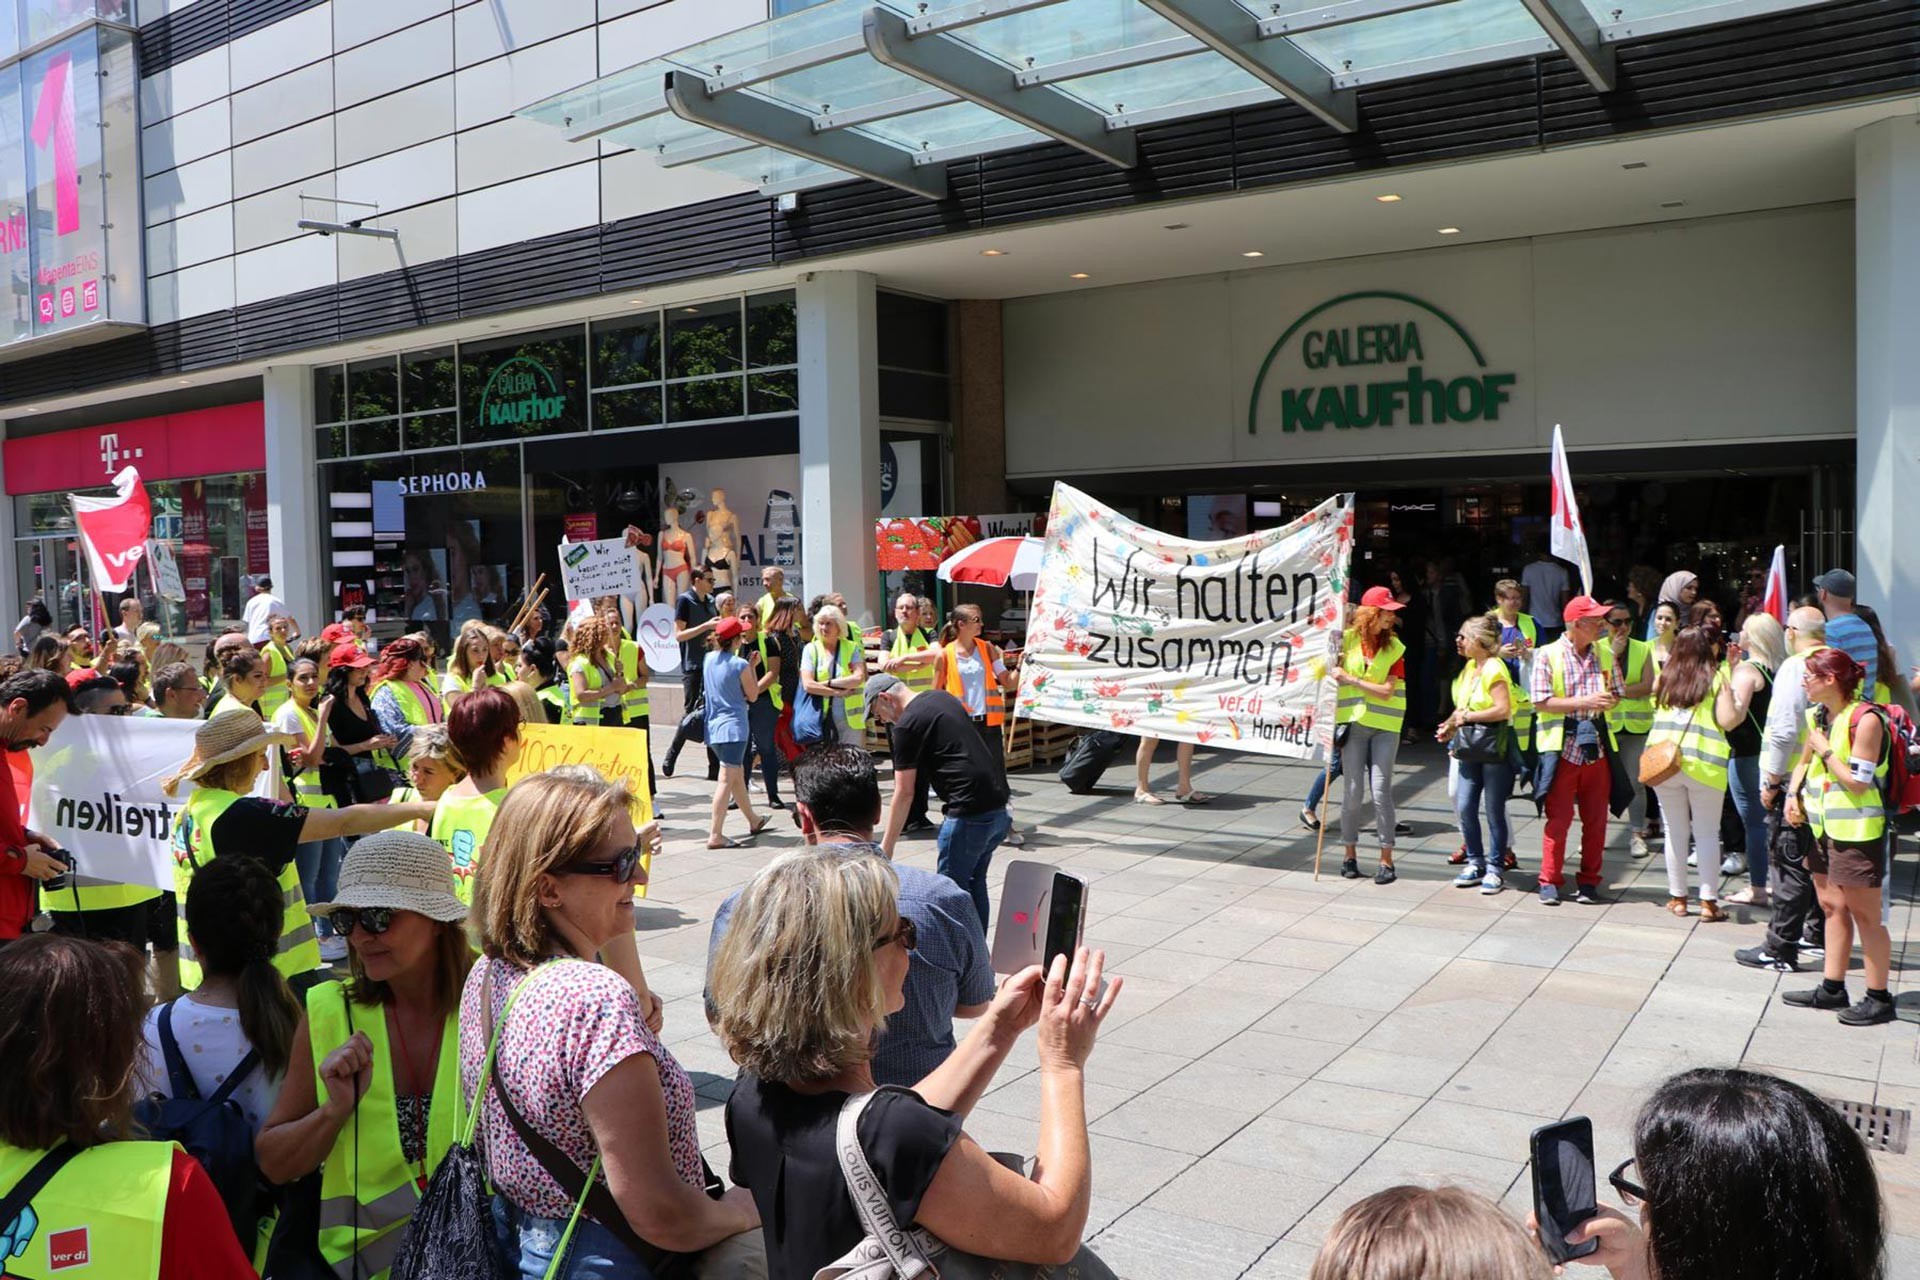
[863,6,1138,169]
[656,135,758,167]
[662,69,948,199]
[1519,0,1617,90]
[1138,0,1358,134]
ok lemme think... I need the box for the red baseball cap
[1562,595,1611,622]
[318,623,354,644]
[329,642,373,669]
[1359,586,1405,611]
[714,616,746,645]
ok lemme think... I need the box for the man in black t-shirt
[867,674,1011,930]
[664,567,721,780]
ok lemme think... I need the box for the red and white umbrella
[936,536,1047,590]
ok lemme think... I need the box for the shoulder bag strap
[206,1049,261,1105]
[156,1001,201,1101]
[834,1093,938,1279]
[0,1144,81,1235]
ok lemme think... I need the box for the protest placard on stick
[506,722,657,897]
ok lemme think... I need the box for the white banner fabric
[27,717,277,893]
[1017,485,1353,758]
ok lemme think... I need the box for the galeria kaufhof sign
[1247,291,1518,435]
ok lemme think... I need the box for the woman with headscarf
[1648,571,1698,640]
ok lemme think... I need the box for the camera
[38,846,75,894]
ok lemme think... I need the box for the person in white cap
[257,831,474,1280]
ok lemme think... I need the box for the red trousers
[1541,757,1609,889]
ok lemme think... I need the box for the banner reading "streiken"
[27,717,277,893]
[1017,484,1353,758]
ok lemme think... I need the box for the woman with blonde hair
[441,620,506,705]
[1723,611,1782,903]
[1315,1186,1550,1280]
[1648,626,1740,921]
[1333,587,1409,884]
[151,639,191,672]
[712,847,1120,1278]
[486,625,520,682]
[801,603,868,745]
[566,614,627,728]
[1439,614,1515,895]
[464,769,759,1274]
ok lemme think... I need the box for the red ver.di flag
[1018,483,1353,758]
[71,466,150,591]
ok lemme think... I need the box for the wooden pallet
[1026,720,1079,765]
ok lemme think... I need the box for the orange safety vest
[942,641,1004,727]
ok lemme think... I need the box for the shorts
[49,890,177,951]
[711,738,749,767]
[1809,833,1886,889]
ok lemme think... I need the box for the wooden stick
[508,576,548,633]
[1310,747,1335,881]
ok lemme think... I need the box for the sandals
[750,814,774,835]
[1134,791,1167,806]
[708,836,745,849]
[1725,887,1770,907]
[1174,790,1214,805]
[1667,896,1689,918]
[1700,900,1728,923]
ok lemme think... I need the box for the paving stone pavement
[634,741,1920,1278]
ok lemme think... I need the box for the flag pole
[1312,493,1357,882]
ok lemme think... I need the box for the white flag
[1549,424,1592,595]
[1762,545,1790,625]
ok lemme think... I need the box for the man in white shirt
[241,576,290,644]
[1520,547,1573,645]
[1737,606,1828,973]
[111,596,142,644]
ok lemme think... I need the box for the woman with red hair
[432,686,521,904]
[369,636,445,761]
[1783,648,1894,1025]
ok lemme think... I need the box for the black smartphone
[1042,872,1087,971]
[1530,1117,1599,1264]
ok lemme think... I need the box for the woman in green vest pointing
[162,711,437,991]
[257,832,475,1280]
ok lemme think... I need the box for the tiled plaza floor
[632,739,1920,1278]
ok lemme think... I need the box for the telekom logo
[30,52,79,237]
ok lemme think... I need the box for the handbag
[816,1092,1117,1280]
[1638,739,1680,786]
[350,751,395,803]
[1448,722,1506,763]
[793,643,843,748]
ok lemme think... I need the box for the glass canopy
[521,0,1837,200]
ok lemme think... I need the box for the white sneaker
[1480,872,1504,895]
[1720,855,1745,876]
[1630,833,1650,859]
[319,936,348,963]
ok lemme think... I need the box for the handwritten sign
[557,537,643,601]
[505,723,656,896]
[146,539,185,601]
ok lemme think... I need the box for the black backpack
[133,1000,264,1249]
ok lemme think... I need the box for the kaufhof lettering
[1248,291,1521,435]
[477,355,566,429]
[398,470,488,497]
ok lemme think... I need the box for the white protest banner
[27,717,277,893]
[558,537,643,601]
[146,539,185,600]
[1017,484,1353,757]
[636,602,680,674]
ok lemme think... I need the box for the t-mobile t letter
[30,53,78,237]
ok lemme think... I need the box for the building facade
[0,0,1910,653]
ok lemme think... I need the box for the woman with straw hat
[257,832,475,1280]
[163,710,435,990]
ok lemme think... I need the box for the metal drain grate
[1826,1100,1911,1154]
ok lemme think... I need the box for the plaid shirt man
[1532,640,1610,764]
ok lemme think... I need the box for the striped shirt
[1532,641,1610,764]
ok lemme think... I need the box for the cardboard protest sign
[558,537,644,601]
[506,723,656,896]
[1017,484,1352,757]
[28,717,279,892]
[146,539,185,600]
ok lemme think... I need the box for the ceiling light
[1437,227,1461,235]
[1163,223,1189,230]
[1621,161,1649,170]
[1375,194,1402,203]
[1241,250,1264,258]
[626,298,646,305]
[980,248,1007,257]
[176,378,191,385]
[682,306,700,313]
[1069,272,1090,280]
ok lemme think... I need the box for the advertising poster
[178,480,210,626]
[667,455,801,602]
[243,473,270,575]
[1019,484,1352,757]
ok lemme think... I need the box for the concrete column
[0,421,17,633]
[950,300,1009,516]
[797,270,881,628]
[261,365,325,631]
[1856,118,1920,664]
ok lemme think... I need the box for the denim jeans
[1453,757,1515,868]
[741,697,782,803]
[1305,745,1343,812]
[937,808,1013,930]
[293,837,346,937]
[492,1195,657,1280]
[1726,754,1769,888]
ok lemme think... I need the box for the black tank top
[1726,662,1773,758]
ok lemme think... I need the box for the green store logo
[1247,291,1518,435]
[477,355,565,428]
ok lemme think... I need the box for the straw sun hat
[308,830,467,923]
[177,709,298,784]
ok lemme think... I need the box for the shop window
[879,369,949,422]
[405,412,457,452]
[351,418,401,456]
[878,293,947,374]
[403,347,457,414]
[314,365,346,424]
[460,327,587,445]
[592,313,660,388]
[746,291,797,368]
[748,370,798,417]
[668,376,744,424]
[316,424,345,461]
[348,357,399,420]
[594,386,664,432]
[668,300,743,380]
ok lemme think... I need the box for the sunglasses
[873,917,917,952]
[1609,1157,1647,1207]
[562,844,644,882]
[331,906,395,936]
